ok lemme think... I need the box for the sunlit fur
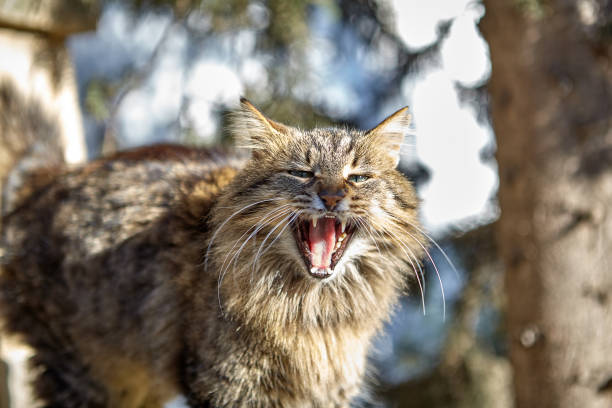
[0,99,425,408]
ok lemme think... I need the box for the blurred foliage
[84,78,115,121]
[107,0,307,44]
[84,0,455,148]
[77,3,505,406]
[265,0,309,48]
[86,0,327,146]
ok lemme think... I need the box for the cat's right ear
[365,106,411,168]
[231,98,289,154]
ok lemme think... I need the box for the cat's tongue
[308,218,336,269]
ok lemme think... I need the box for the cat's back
[2,143,245,260]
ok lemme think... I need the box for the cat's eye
[288,170,314,178]
[348,174,370,183]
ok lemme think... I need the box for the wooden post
[0,2,99,407]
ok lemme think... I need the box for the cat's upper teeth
[333,233,347,251]
[312,217,318,228]
[341,220,346,233]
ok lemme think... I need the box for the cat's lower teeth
[333,234,348,251]
[310,267,332,277]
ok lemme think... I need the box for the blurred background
[1,0,611,407]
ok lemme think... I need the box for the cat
[0,95,425,408]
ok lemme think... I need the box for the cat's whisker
[367,217,426,291]
[406,222,459,280]
[249,211,295,276]
[216,206,292,313]
[252,210,302,273]
[368,218,427,315]
[378,219,445,320]
[354,218,383,258]
[384,212,459,280]
[217,209,291,316]
[206,197,285,270]
[249,211,301,283]
[219,206,291,280]
[219,204,292,273]
[363,219,393,256]
[406,229,446,321]
[380,213,450,320]
[231,208,293,267]
[234,144,265,150]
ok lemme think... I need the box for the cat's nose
[319,190,346,210]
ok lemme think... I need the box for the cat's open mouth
[293,216,356,279]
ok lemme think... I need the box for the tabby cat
[0,97,425,407]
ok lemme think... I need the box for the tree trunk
[481,1,612,407]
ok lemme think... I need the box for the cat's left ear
[232,98,289,153]
[366,107,411,167]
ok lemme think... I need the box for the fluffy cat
[0,97,425,407]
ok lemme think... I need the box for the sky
[392,0,497,232]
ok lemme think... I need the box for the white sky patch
[186,61,243,105]
[440,12,491,87]
[231,29,258,57]
[390,0,475,50]
[390,1,497,232]
[117,89,156,146]
[316,83,360,118]
[184,60,244,142]
[149,42,186,116]
[88,5,172,75]
[128,12,175,69]
[299,6,364,116]
[117,26,188,146]
[411,69,497,232]
[240,58,269,95]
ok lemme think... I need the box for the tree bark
[481,1,612,407]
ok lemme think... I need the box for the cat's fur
[0,95,424,407]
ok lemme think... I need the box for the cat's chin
[292,215,356,279]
